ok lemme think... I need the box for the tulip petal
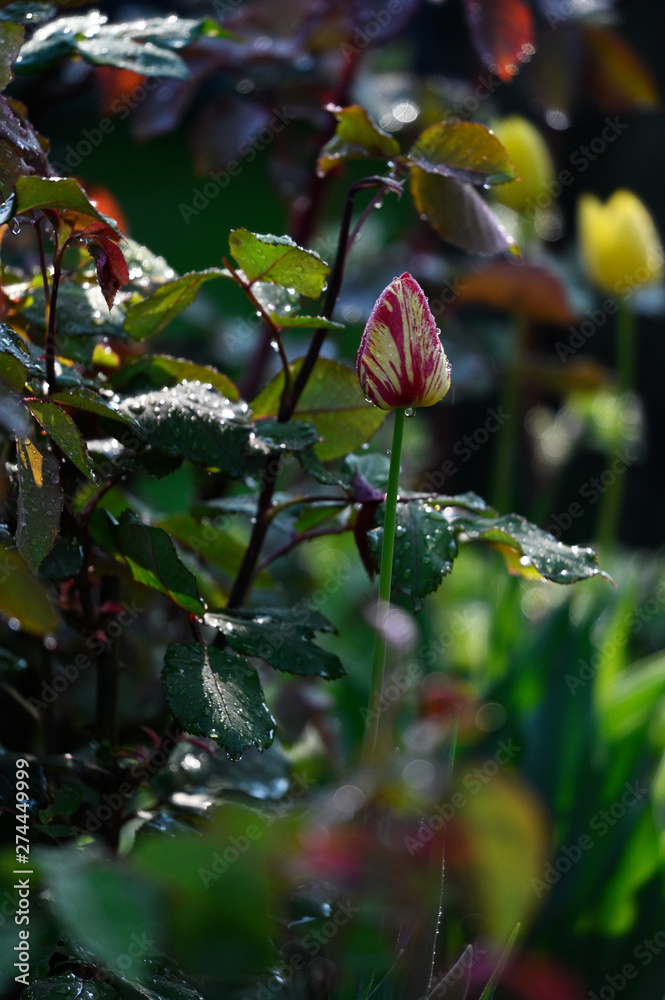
[357,273,451,410]
[578,189,664,295]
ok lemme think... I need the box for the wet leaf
[114,509,204,615]
[409,121,517,186]
[15,12,229,78]
[112,354,239,401]
[50,386,139,425]
[317,104,400,177]
[118,381,251,477]
[0,3,56,24]
[124,269,226,340]
[228,229,330,299]
[27,399,97,481]
[463,0,534,82]
[411,167,518,255]
[584,25,660,112]
[252,358,387,461]
[204,608,345,680]
[0,95,49,177]
[0,542,60,634]
[0,381,30,436]
[162,643,274,760]
[368,500,459,609]
[15,434,63,571]
[454,512,610,584]
[251,418,319,454]
[0,349,25,391]
[15,176,119,233]
[21,972,117,999]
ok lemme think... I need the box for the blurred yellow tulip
[490,116,555,215]
[577,190,664,296]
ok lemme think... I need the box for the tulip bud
[490,116,555,214]
[577,190,664,296]
[357,272,451,410]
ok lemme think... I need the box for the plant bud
[490,115,555,214]
[357,272,451,410]
[577,190,664,296]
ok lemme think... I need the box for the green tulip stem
[597,296,636,550]
[362,406,406,766]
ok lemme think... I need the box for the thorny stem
[225,176,400,612]
[362,406,405,767]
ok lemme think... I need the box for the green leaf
[317,104,400,177]
[115,510,204,615]
[27,400,97,481]
[0,22,23,90]
[15,434,63,571]
[0,542,60,634]
[368,500,459,609]
[228,229,330,299]
[252,418,319,454]
[112,354,240,400]
[0,350,25,391]
[408,121,517,186]
[118,381,252,477]
[0,322,43,380]
[478,924,521,1000]
[39,850,163,977]
[15,13,229,78]
[268,312,344,330]
[454,512,610,585]
[252,358,388,461]
[156,512,272,587]
[50,386,140,425]
[0,3,56,25]
[204,608,345,680]
[124,269,226,339]
[22,973,117,1000]
[15,176,119,232]
[601,650,665,741]
[20,284,126,362]
[410,167,518,255]
[162,643,274,759]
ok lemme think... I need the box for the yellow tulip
[577,190,664,296]
[491,116,555,215]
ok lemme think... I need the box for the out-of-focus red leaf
[95,66,147,117]
[584,25,660,112]
[463,0,535,82]
[85,185,129,235]
[457,261,578,325]
[85,236,130,310]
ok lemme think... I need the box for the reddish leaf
[86,236,130,310]
[411,167,518,256]
[463,0,534,82]
[584,25,660,113]
[456,261,578,325]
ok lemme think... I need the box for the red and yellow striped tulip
[357,272,451,411]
